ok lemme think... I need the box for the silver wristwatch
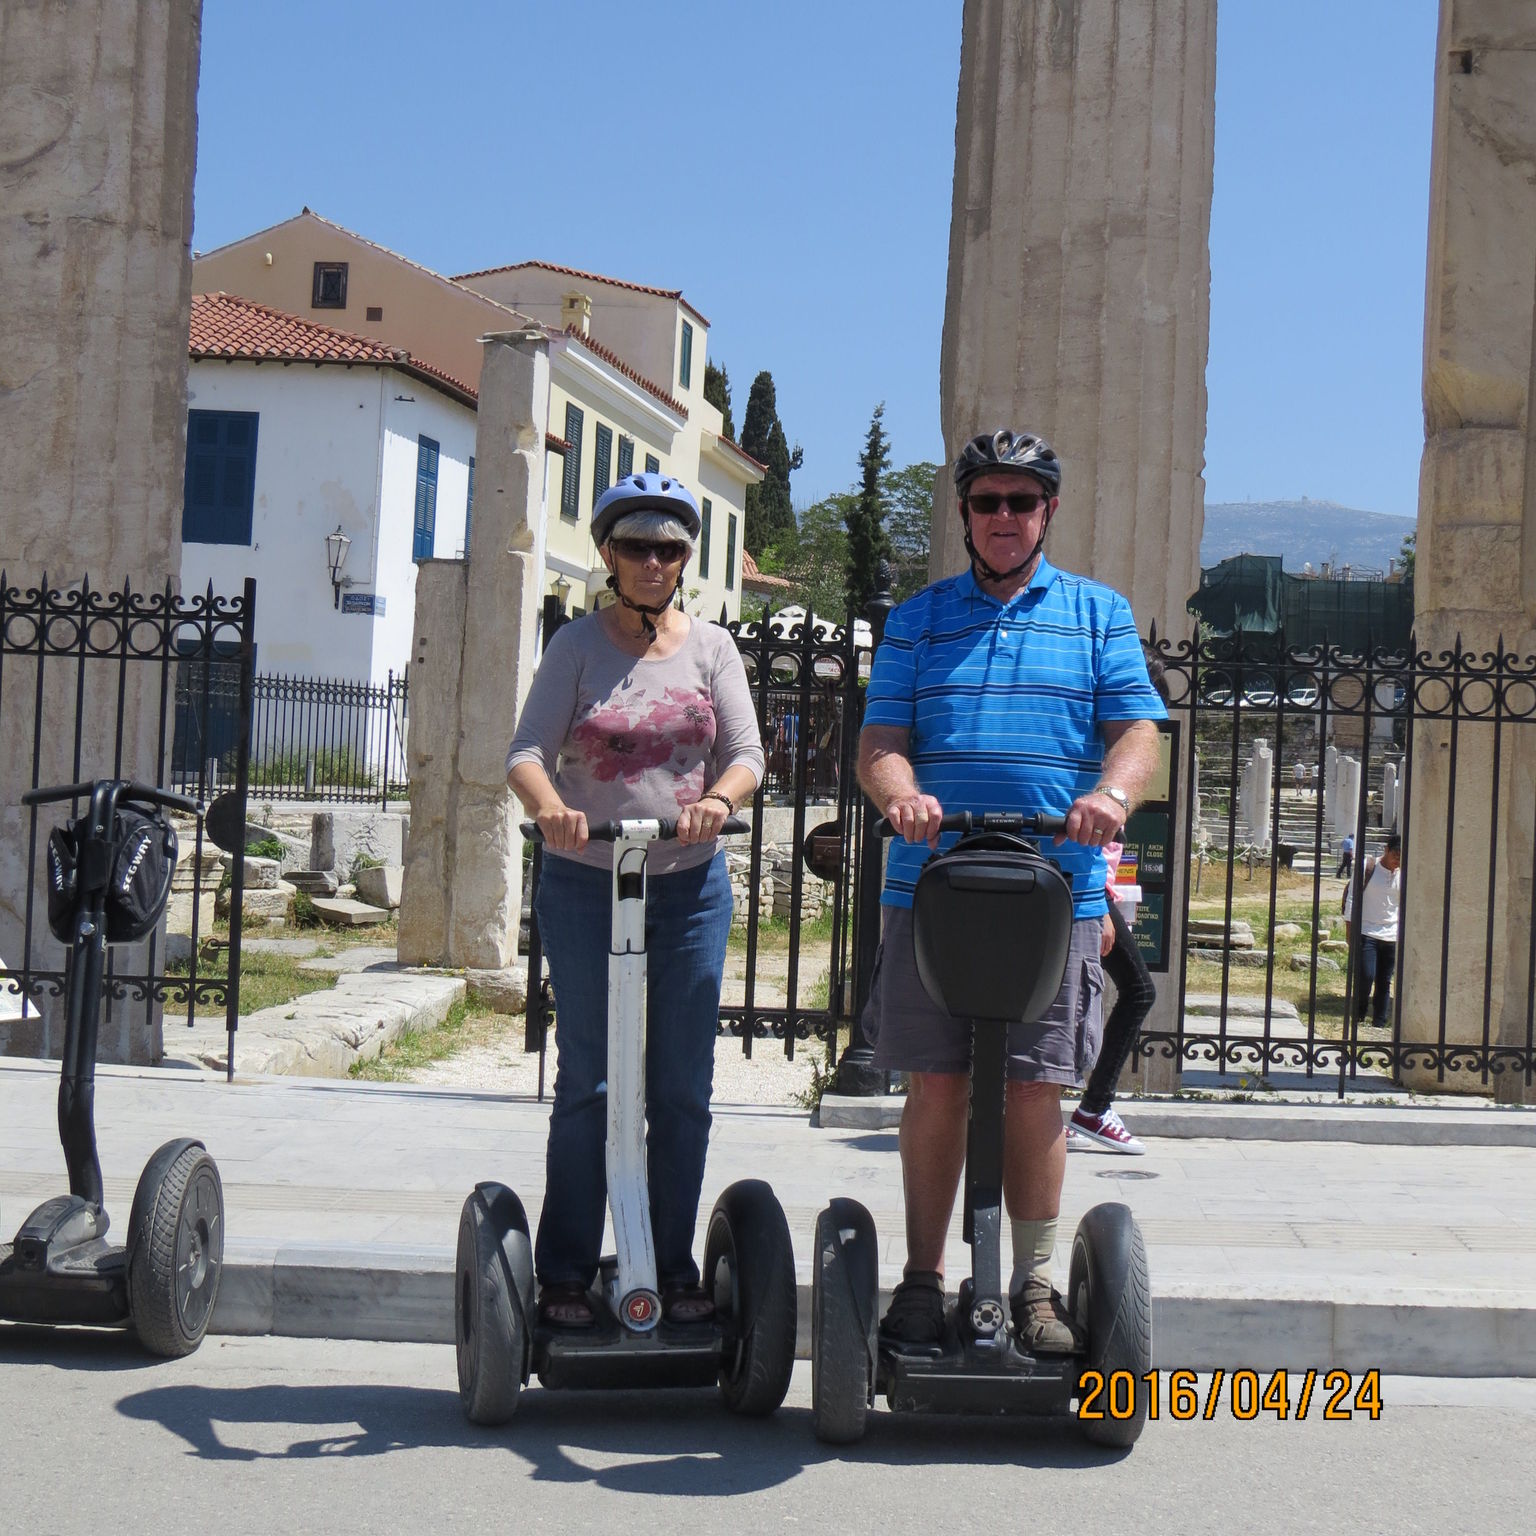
[1094,783,1131,816]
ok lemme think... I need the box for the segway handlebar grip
[874,810,1071,838]
[520,814,751,843]
[22,778,203,816]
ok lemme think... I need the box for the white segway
[456,816,798,1425]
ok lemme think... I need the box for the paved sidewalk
[3,1058,1535,1374]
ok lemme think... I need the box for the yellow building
[193,211,763,618]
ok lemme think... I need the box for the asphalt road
[2,1332,1531,1535]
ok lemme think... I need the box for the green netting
[1188,554,1414,654]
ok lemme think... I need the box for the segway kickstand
[606,824,660,1331]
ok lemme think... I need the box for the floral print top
[506,614,765,873]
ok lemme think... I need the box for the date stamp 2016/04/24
[1077,1369,1383,1424]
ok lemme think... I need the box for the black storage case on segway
[810,812,1152,1447]
[0,779,226,1357]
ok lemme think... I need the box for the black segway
[0,779,225,1356]
[810,812,1151,1447]
[456,816,798,1425]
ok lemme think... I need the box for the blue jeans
[1355,937,1397,1025]
[532,850,732,1291]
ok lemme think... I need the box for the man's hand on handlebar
[535,804,588,852]
[883,793,946,848]
[1060,790,1126,850]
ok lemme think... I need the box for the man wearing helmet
[857,429,1166,1353]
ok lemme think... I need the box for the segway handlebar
[874,810,1070,839]
[521,815,751,843]
[22,779,203,816]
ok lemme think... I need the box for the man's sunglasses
[611,538,689,564]
[964,491,1050,519]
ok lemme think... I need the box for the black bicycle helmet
[591,471,702,548]
[952,430,1062,497]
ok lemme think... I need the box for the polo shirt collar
[959,557,1059,609]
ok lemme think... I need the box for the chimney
[561,290,591,336]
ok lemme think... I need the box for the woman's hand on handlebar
[535,803,588,852]
[883,793,945,847]
[675,795,730,845]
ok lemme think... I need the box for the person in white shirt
[1351,833,1401,1027]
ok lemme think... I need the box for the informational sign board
[342,592,384,616]
[1118,719,1179,972]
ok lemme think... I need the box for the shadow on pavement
[114,1380,1123,1483]
[0,1323,172,1373]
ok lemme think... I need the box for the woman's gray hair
[605,509,696,549]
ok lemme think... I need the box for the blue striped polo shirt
[863,560,1166,916]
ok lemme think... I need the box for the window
[644,452,660,475]
[413,435,439,560]
[182,409,258,545]
[699,498,713,579]
[561,403,584,521]
[679,320,693,389]
[725,512,738,591]
[365,305,383,322]
[592,422,613,504]
[312,261,348,308]
[465,456,475,553]
[617,435,635,480]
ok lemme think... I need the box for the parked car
[1286,685,1321,709]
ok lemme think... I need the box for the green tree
[844,403,893,615]
[704,360,735,439]
[740,370,802,554]
[1398,529,1416,580]
[756,492,852,621]
[882,460,941,600]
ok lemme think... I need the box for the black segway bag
[46,806,178,944]
[911,831,1074,1024]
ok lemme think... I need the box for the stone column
[1382,762,1400,834]
[0,1,202,1063]
[1337,758,1362,842]
[1248,741,1274,849]
[398,334,549,971]
[1403,1,1536,1100]
[936,0,1217,1095]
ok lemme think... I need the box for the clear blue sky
[192,0,1436,519]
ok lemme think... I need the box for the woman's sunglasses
[612,538,689,564]
[965,491,1050,519]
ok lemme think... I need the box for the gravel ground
[412,1021,830,1107]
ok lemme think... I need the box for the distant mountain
[1200,500,1416,577]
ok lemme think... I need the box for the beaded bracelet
[697,791,735,815]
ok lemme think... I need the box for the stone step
[310,896,390,927]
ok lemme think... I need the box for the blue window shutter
[617,435,634,480]
[182,409,258,545]
[680,320,693,390]
[725,512,738,591]
[592,423,613,504]
[562,404,584,520]
[644,452,660,475]
[413,435,440,560]
[700,498,712,579]
[465,455,475,551]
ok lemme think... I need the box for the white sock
[1009,1216,1057,1297]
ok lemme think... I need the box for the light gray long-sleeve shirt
[506,613,765,874]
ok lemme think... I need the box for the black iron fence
[1,574,254,1073]
[173,665,408,810]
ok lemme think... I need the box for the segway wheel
[810,1200,878,1444]
[456,1184,534,1426]
[1068,1202,1152,1448]
[128,1141,224,1358]
[704,1179,797,1416]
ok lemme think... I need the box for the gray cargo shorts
[863,906,1105,1085]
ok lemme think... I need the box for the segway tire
[1069,1202,1152,1448]
[810,1199,878,1444]
[127,1140,224,1358]
[705,1179,797,1416]
[456,1185,533,1426]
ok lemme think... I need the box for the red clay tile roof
[562,326,688,419]
[716,434,768,474]
[189,292,478,406]
[741,550,792,589]
[545,432,572,454]
[456,259,710,328]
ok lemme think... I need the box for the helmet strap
[606,571,684,645]
[961,504,1053,587]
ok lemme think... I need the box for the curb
[816,1094,1536,1145]
[208,1246,1536,1377]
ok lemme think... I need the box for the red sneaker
[1069,1106,1145,1155]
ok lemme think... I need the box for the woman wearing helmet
[506,471,765,1330]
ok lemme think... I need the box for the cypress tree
[704,360,735,439]
[845,403,893,615]
[740,370,802,555]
